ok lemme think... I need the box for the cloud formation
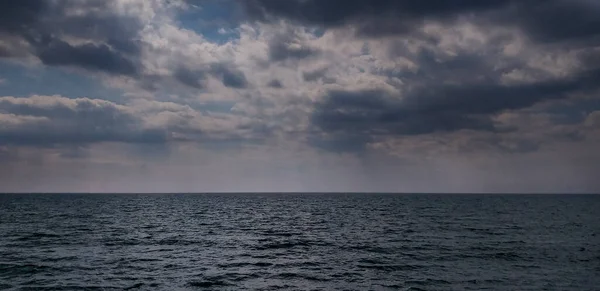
[0,0,143,75]
[2,0,598,151]
[0,0,599,192]
[0,95,164,145]
[0,95,261,148]
[243,0,600,43]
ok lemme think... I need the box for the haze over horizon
[1,0,600,193]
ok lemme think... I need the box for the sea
[0,193,598,291]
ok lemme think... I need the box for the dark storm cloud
[288,0,600,154]
[0,1,46,26]
[400,78,583,117]
[545,98,600,125]
[0,1,46,31]
[388,49,500,86]
[311,67,600,151]
[244,0,511,26]
[312,89,496,137]
[502,1,600,44]
[244,0,600,43]
[38,41,138,76]
[243,0,515,35]
[0,0,142,76]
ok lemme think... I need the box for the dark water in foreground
[0,194,598,291]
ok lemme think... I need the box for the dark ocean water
[0,194,598,291]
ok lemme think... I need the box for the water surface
[0,193,598,290]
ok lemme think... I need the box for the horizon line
[1,192,598,195]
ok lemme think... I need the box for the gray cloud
[268,31,320,62]
[0,1,46,33]
[0,0,141,76]
[0,96,167,146]
[499,1,600,44]
[244,0,600,45]
[302,68,336,84]
[0,1,263,94]
[311,65,600,151]
[210,64,249,88]
[2,2,599,154]
[302,68,328,82]
[267,79,283,88]
[0,95,275,151]
[38,40,138,76]
[244,0,510,25]
[174,67,207,90]
[243,0,515,35]
[312,89,496,137]
[269,41,319,62]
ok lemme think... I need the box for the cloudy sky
[1,0,599,193]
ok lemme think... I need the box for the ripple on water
[188,276,233,288]
[0,193,598,290]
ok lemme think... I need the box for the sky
[0,0,599,193]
